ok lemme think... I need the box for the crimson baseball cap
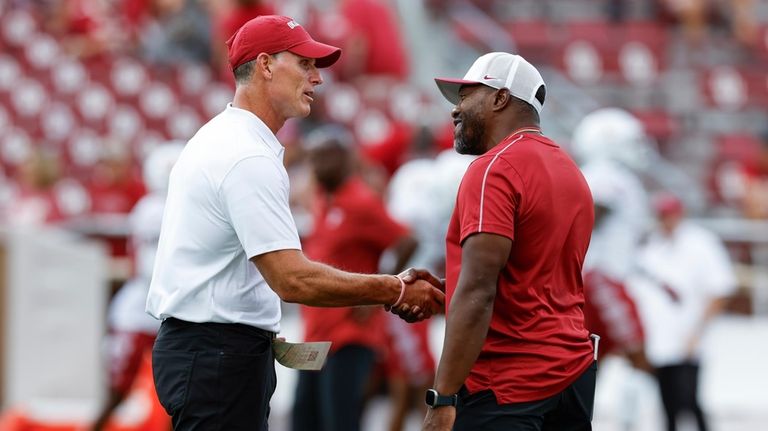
[435,52,546,113]
[226,15,342,70]
[653,193,685,216]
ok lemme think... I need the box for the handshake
[385,268,446,323]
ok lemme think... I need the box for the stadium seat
[555,21,616,84]
[617,21,668,86]
[324,83,362,124]
[138,82,175,120]
[24,34,60,71]
[1,127,33,167]
[1,8,38,48]
[632,109,680,145]
[200,83,234,119]
[110,58,149,98]
[166,107,202,140]
[701,66,768,110]
[108,105,143,143]
[707,133,763,205]
[0,54,21,93]
[504,20,555,64]
[175,63,213,96]
[41,102,77,144]
[51,58,89,95]
[67,129,103,168]
[77,83,114,123]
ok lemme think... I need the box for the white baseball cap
[435,52,546,114]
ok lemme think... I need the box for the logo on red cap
[287,20,299,29]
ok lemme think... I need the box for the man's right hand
[388,268,445,322]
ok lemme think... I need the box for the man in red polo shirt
[292,124,417,431]
[420,52,597,430]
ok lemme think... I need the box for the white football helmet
[570,108,651,170]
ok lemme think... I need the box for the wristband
[391,275,406,308]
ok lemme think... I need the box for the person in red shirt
[417,52,597,430]
[309,0,409,82]
[212,0,276,82]
[292,124,417,431]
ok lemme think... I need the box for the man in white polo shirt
[146,15,445,430]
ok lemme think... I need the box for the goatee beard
[455,128,485,156]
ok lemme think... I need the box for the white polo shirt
[630,221,737,366]
[146,104,301,333]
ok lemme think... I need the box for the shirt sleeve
[697,229,738,297]
[219,155,301,258]
[457,158,520,243]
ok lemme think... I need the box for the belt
[163,317,276,339]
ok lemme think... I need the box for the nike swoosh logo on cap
[483,75,496,80]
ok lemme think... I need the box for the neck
[232,84,284,134]
[485,120,540,151]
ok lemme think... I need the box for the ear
[492,88,511,112]
[257,53,274,80]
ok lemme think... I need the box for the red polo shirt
[445,130,595,404]
[302,177,409,353]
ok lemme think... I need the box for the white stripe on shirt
[478,134,525,231]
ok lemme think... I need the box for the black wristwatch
[425,389,458,408]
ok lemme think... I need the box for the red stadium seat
[324,83,362,124]
[51,58,89,96]
[138,82,175,120]
[1,9,38,47]
[175,63,213,96]
[504,20,555,63]
[108,105,144,143]
[707,133,764,206]
[701,66,768,110]
[110,58,150,99]
[555,21,617,84]
[24,34,61,71]
[67,129,103,169]
[77,83,115,123]
[166,107,202,140]
[41,102,77,144]
[617,21,668,86]
[1,127,33,167]
[716,133,762,163]
[200,83,234,119]
[632,109,680,144]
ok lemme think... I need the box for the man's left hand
[422,406,456,431]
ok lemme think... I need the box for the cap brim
[289,40,342,68]
[434,78,482,104]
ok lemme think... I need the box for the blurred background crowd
[0,0,767,430]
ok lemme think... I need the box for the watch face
[425,389,457,407]
[425,389,438,406]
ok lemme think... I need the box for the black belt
[163,317,276,339]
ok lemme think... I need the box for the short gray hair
[233,59,257,84]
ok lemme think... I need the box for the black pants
[291,344,377,431]
[152,318,276,431]
[656,362,708,431]
[454,361,597,431]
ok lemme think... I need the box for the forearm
[433,283,495,395]
[283,261,401,307]
[252,249,402,307]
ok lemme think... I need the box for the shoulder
[679,222,721,245]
